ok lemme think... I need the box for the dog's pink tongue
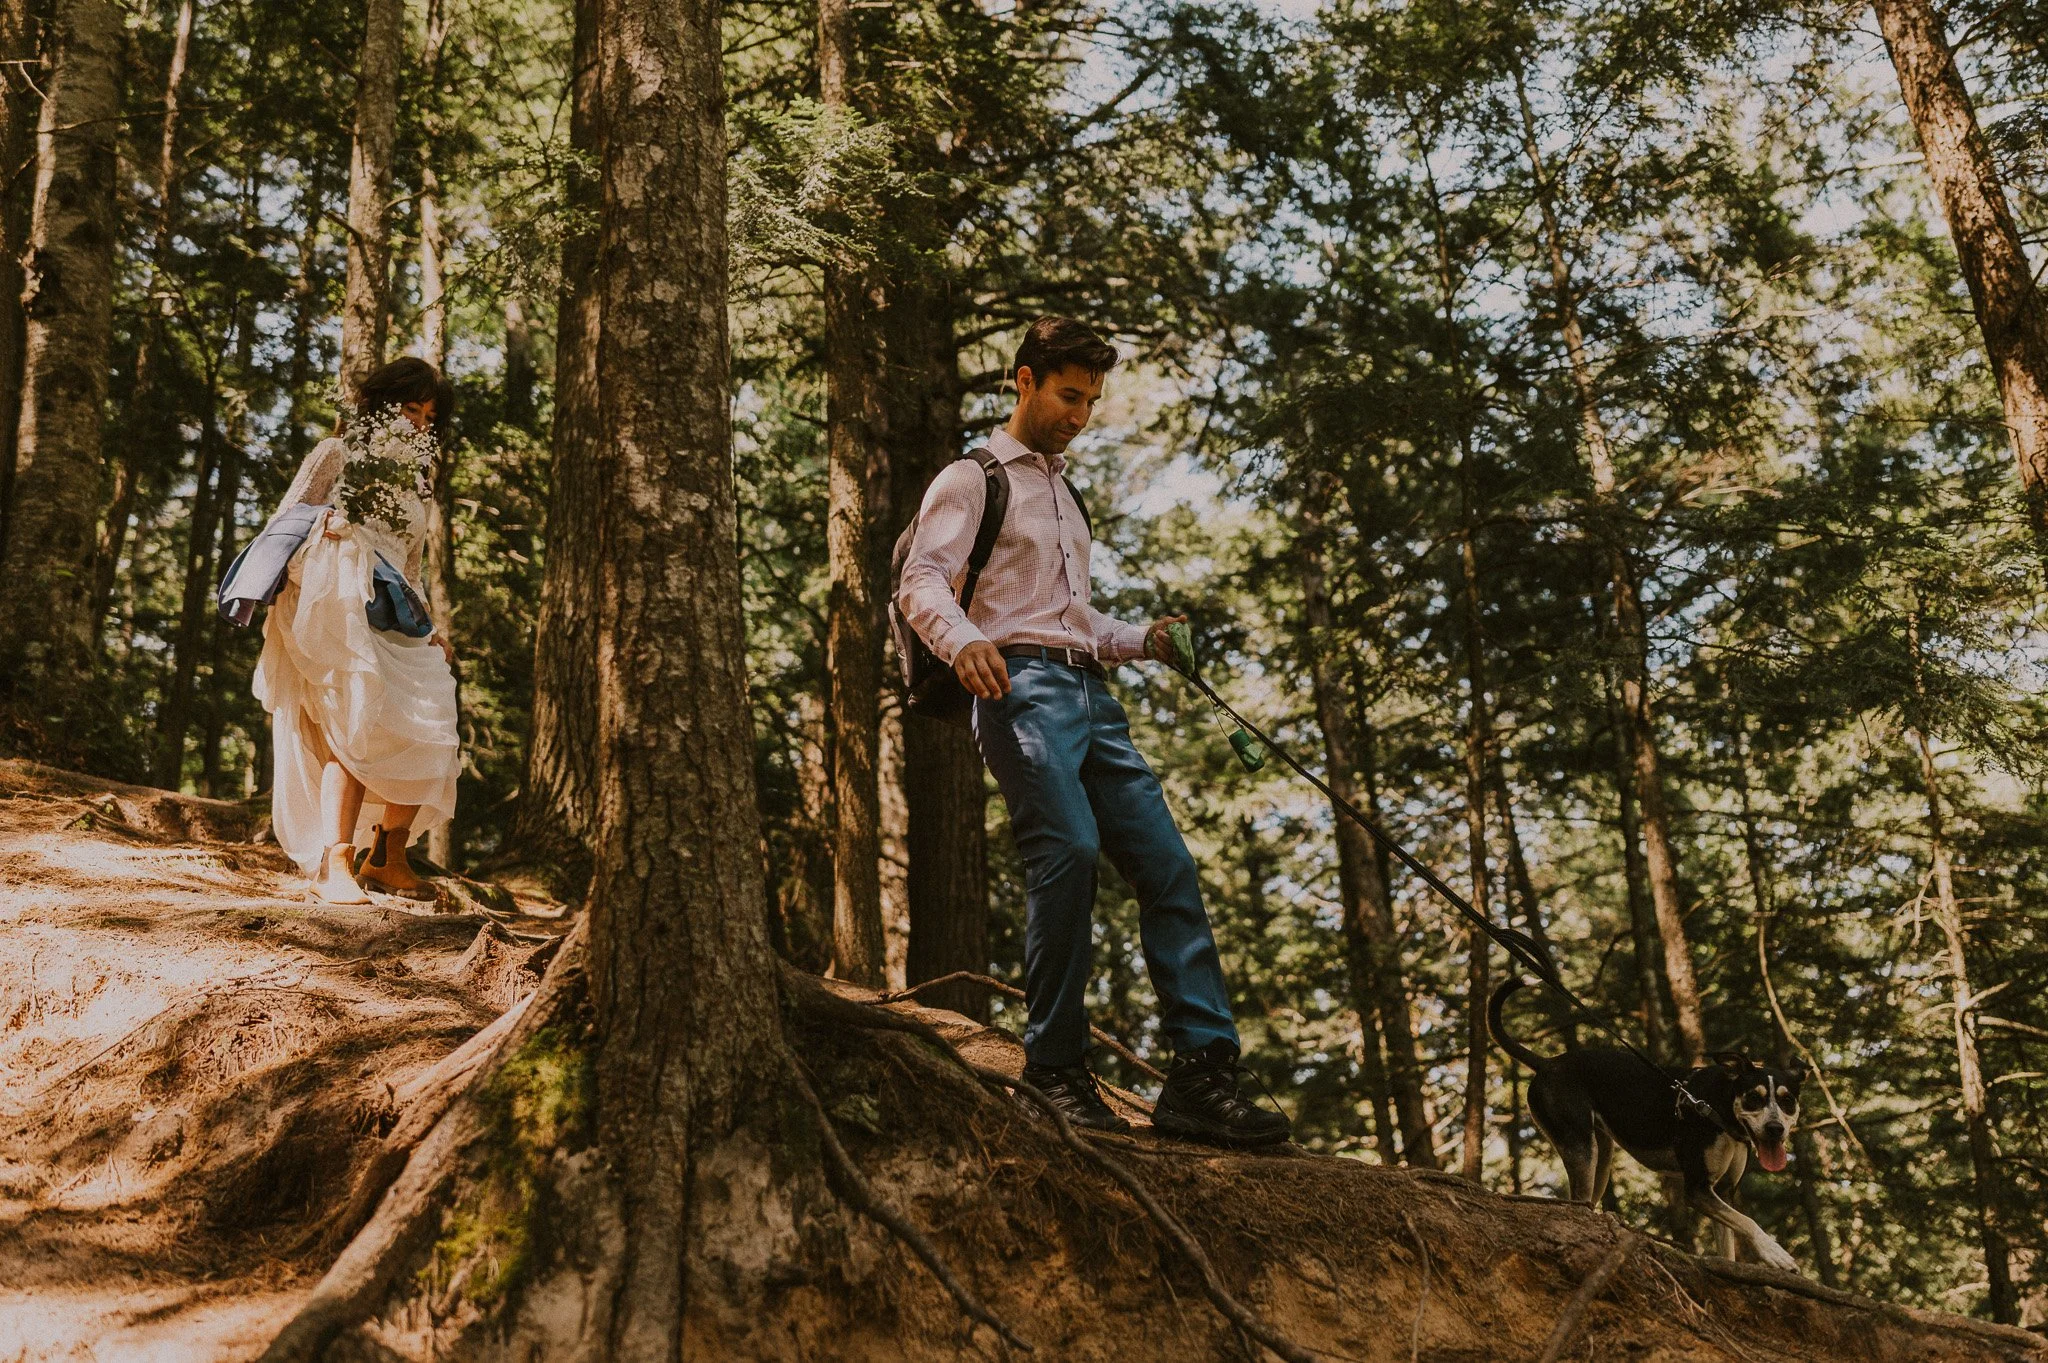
[1757,1140,1788,1172]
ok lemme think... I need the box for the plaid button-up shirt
[897,427,1148,666]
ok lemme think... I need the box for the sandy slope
[0,761,564,1362]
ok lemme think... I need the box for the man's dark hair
[354,356,456,448]
[1013,316,1119,385]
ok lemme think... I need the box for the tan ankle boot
[359,824,437,902]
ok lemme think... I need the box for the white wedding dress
[252,435,459,875]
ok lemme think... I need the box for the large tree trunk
[0,0,36,578]
[339,0,404,400]
[886,276,991,1019]
[582,0,782,1344]
[1299,499,1437,1168]
[509,0,601,881]
[819,0,888,985]
[1905,602,2017,1323]
[1514,72,1706,1064]
[0,0,120,754]
[1871,0,2048,551]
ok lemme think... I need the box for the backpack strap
[957,447,1009,613]
[1061,474,1092,540]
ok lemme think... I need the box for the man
[897,315,1289,1147]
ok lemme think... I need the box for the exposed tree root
[307,991,535,1256]
[787,1054,1035,1354]
[1692,1257,2048,1351]
[1536,1230,1637,1363]
[886,970,1168,1083]
[970,1064,1320,1363]
[255,918,589,1363]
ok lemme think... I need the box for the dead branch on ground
[1536,1232,1637,1363]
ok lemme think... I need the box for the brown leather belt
[999,644,1106,679]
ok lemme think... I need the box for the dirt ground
[4,759,2043,1363]
[0,761,567,1362]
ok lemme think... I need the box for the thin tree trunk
[1906,600,2017,1323]
[1870,0,2048,551]
[585,0,781,1346]
[284,159,331,468]
[510,0,601,876]
[1731,716,1839,1287]
[1300,498,1432,1166]
[154,386,226,789]
[416,11,459,866]
[819,0,887,985]
[502,293,535,428]
[340,0,404,401]
[1492,761,1574,1049]
[780,689,837,973]
[886,277,991,1019]
[0,0,121,751]
[1604,665,1672,1062]
[90,0,190,640]
[1415,130,1494,1183]
[1514,71,1705,1063]
[0,0,37,579]
[1455,522,1493,1184]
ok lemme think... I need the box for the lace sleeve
[274,437,346,517]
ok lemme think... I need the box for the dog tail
[1488,977,1552,1073]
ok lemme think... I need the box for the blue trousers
[974,656,1239,1068]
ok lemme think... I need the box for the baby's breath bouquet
[336,403,437,533]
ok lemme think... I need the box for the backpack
[888,447,1091,728]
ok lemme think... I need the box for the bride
[253,358,460,904]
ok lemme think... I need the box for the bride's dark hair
[353,357,456,448]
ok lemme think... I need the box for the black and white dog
[1489,978,1806,1273]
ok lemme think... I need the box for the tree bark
[1732,717,1839,1287]
[0,0,37,579]
[89,0,190,642]
[0,0,120,753]
[284,158,331,468]
[1905,602,2016,1323]
[502,293,535,428]
[340,0,404,401]
[1300,499,1437,1167]
[1455,523,1494,1184]
[819,0,888,985]
[584,0,782,1348]
[510,0,601,877]
[416,10,459,866]
[1870,0,2048,552]
[884,276,991,1019]
[1492,762,1575,1049]
[154,387,227,789]
[1603,665,1672,1062]
[1514,71,1705,1064]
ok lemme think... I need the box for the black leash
[1165,652,1748,1145]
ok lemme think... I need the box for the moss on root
[419,1024,595,1308]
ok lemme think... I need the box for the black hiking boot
[1021,1061,1131,1135]
[1153,1039,1292,1149]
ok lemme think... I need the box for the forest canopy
[0,0,2045,1333]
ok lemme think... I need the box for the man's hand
[430,632,456,669]
[1143,614,1190,665]
[953,640,1011,699]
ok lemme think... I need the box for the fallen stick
[1536,1232,1636,1363]
[1689,1258,2048,1356]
